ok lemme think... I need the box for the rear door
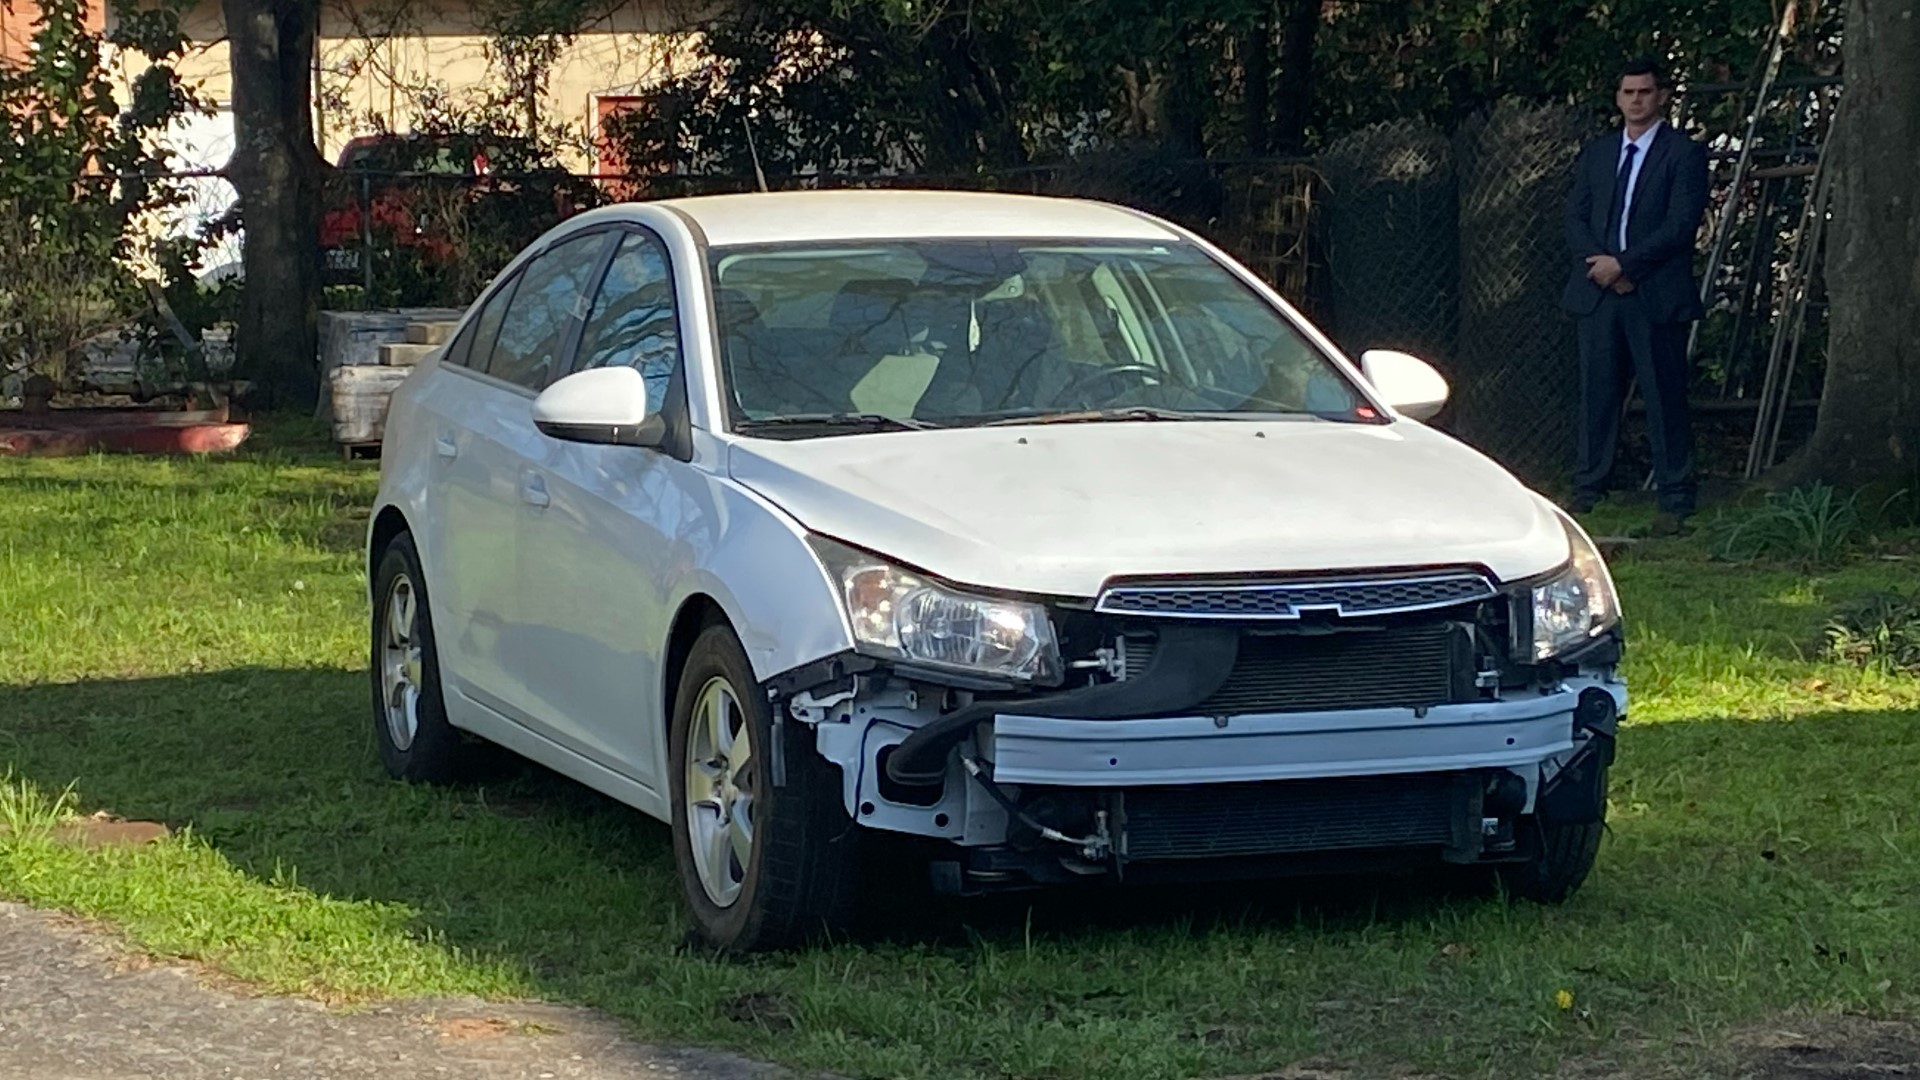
[416,269,523,716]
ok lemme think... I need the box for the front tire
[369,533,469,783]
[1499,765,1608,904]
[668,624,859,952]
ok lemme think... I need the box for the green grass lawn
[2,418,1916,1080]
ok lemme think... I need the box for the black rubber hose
[882,624,1242,785]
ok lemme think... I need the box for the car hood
[727,420,1570,598]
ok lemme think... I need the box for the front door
[515,227,699,793]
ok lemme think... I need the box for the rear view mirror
[1358,349,1450,422]
[532,367,664,447]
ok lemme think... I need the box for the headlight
[1530,513,1622,661]
[808,537,1062,684]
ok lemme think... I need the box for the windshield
[706,239,1372,433]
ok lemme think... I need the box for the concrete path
[0,902,799,1080]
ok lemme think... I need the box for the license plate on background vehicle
[325,249,360,271]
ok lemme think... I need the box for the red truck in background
[318,132,599,289]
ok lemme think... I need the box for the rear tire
[668,624,859,952]
[369,533,469,783]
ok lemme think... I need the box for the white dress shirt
[1617,120,1662,251]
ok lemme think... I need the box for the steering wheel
[1048,363,1165,408]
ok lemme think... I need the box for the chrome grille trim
[1094,572,1497,620]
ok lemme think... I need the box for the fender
[658,433,855,685]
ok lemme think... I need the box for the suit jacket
[1561,123,1709,325]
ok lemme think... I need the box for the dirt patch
[1557,1013,1920,1080]
[53,815,172,849]
[1214,1014,1919,1080]
[0,813,172,849]
[1731,1015,1920,1079]
[1215,1064,1444,1080]
[436,1016,519,1039]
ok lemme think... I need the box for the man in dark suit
[1562,57,1710,535]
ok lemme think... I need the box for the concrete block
[380,342,438,366]
[405,321,456,345]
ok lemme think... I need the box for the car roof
[624,189,1187,247]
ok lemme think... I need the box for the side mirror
[1359,349,1450,422]
[532,366,664,447]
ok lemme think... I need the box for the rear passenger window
[576,231,679,412]
[441,313,478,368]
[442,325,470,368]
[487,232,611,391]
[464,273,517,373]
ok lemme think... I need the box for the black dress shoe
[1567,492,1601,514]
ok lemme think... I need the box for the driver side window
[576,230,680,414]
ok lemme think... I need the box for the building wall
[2,0,108,68]
[109,0,700,170]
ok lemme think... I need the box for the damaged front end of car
[766,522,1624,896]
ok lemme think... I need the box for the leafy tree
[0,0,201,387]
[598,0,1807,180]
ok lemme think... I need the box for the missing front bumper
[794,656,1624,889]
[927,743,1617,896]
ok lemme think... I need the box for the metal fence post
[359,172,374,299]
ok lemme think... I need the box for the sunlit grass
[2,417,1916,1079]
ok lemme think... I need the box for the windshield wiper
[736,412,940,434]
[977,406,1382,428]
[979,407,1217,427]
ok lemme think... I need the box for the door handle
[521,473,550,508]
[434,433,458,458]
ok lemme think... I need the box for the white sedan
[366,190,1625,952]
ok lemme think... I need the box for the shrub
[1705,484,1861,564]
[1825,591,1920,675]
[0,0,205,389]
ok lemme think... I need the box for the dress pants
[1572,290,1696,514]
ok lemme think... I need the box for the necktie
[1606,143,1638,254]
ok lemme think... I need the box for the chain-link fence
[23,99,1815,489]
[1211,160,1327,322]
[1315,103,1592,489]
[318,149,1326,317]
[317,166,602,309]
[1450,104,1589,487]
[192,110,1765,490]
[1317,119,1459,368]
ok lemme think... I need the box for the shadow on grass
[4,666,1917,951]
[0,667,1493,947]
[5,666,1918,1080]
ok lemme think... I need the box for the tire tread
[370,533,469,784]
[670,625,859,952]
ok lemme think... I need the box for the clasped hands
[1586,255,1636,294]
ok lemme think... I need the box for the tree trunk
[1787,0,1920,490]
[1271,0,1319,153]
[223,0,322,411]
[1162,34,1209,158]
[920,22,1027,171]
